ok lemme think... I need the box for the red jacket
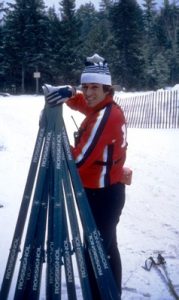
[67,93,127,188]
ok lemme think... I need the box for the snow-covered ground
[0,95,179,300]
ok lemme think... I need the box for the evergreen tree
[97,0,122,86]
[76,2,114,62]
[155,1,179,85]
[2,0,49,93]
[142,0,157,34]
[1,0,179,91]
[98,0,118,72]
[0,1,4,22]
[99,0,113,11]
[109,0,145,90]
[56,0,81,84]
[44,7,64,84]
[75,3,102,66]
[0,22,4,91]
[142,0,162,88]
[76,3,98,41]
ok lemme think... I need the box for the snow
[0,94,179,299]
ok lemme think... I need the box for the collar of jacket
[91,95,114,112]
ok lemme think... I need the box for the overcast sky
[45,0,99,10]
[45,0,165,11]
[45,0,145,10]
[3,0,165,11]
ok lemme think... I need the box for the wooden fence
[115,90,179,128]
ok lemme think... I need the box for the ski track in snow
[0,95,179,300]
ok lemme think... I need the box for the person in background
[43,54,132,299]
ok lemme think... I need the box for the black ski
[0,110,46,300]
[13,107,54,299]
[23,172,49,300]
[62,121,120,300]
[62,155,92,300]
[61,187,77,300]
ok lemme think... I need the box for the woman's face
[82,83,108,107]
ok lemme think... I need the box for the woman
[43,54,130,299]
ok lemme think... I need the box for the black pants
[84,183,125,300]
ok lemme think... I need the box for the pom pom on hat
[86,53,104,64]
[81,54,112,86]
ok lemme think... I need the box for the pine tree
[56,0,81,84]
[76,3,98,41]
[142,0,157,35]
[99,0,113,11]
[76,2,114,63]
[142,0,162,88]
[155,1,179,85]
[2,0,48,93]
[44,7,64,84]
[98,0,117,64]
[0,22,4,91]
[0,1,4,22]
[109,0,145,90]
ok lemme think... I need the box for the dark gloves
[42,84,75,106]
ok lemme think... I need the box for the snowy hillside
[0,95,179,299]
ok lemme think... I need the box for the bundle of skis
[0,104,120,300]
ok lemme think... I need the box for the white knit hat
[80,54,112,86]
